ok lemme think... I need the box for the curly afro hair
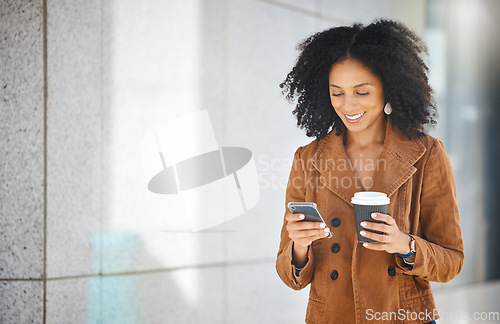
[280,19,437,140]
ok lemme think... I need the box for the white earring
[384,102,392,115]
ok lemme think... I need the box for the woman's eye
[357,92,369,96]
[332,93,343,97]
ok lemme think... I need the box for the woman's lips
[344,112,365,123]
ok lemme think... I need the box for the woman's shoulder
[413,132,453,172]
[417,132,449,155]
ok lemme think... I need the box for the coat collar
[311,117,426,206]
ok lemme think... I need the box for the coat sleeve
[395,139,464,282]
[275,146,315,290]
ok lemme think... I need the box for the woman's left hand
[360,213,411,254]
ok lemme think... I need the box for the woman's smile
[344,111,366,123]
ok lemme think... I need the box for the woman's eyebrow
[329,82,372,88]
[354,82,372,88]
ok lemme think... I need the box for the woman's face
[329,58,386,133]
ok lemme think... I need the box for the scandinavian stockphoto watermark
[257,153,387,192]
[366,308,500,322]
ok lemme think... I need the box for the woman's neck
[344,116,387,148]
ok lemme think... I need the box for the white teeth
[345,112,365,120]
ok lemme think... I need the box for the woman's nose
[343,95,358,112]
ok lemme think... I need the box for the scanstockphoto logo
[140,110,260,232]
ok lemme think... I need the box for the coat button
[331,218,341,227]
[388,266,396,277]
[331,243,340,253]
[330,270,338,280]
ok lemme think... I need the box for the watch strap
[397,251,415,259]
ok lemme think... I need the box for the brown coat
[276,117,464,324]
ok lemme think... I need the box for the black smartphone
[287,202,332,238]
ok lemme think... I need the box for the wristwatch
[397,235,415,259]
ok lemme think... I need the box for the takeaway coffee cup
[351,192,390,243]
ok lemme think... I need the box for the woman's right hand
[286,213,331,267]
[286,212,331,248]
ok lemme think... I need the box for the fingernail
[299,214,305,219]
[363,243,368,247]
[360,231,366,236]
[324,232,329,236]
[320,223,326,228]
[324,228,329,232]
[360,222,367,227]
[371,213,377,218]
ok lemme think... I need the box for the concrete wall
[1,0,46,322]
[12,0,499,323]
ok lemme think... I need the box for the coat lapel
[312,117,426,205]
[312,128,358,206]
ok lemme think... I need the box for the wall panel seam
[42,0,48,323]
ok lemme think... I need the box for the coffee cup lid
[351,191,390,205]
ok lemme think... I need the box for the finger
[295,221,327,230]
[295,231,331,246]
[359,230,391,243]
[362,242,387,251]
[287,221,324,235]
[290,228,329,239]
[371,212,396,226]
[360,221,392,233]
[285,213,305,223]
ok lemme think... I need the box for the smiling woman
[276,19,463,324]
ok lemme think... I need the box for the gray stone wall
[1,0,45,322]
